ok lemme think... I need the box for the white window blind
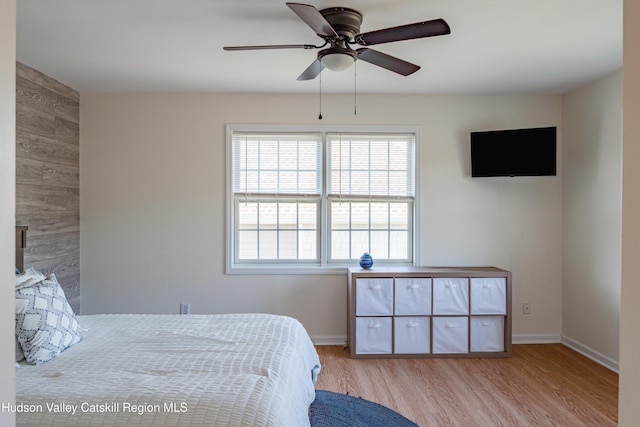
[232,133,322,195]
[328,133,415,198]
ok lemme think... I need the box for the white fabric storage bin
[355,317,392,354]
[470,278,507,314]
[432,316,469,353]
[394,278,432,315]
[433,278,469,315]
[394,317,430,354]
[470,316,505,352]
[356,278,394,316]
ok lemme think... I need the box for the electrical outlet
[522,301,531,315]
[180,303,190,315]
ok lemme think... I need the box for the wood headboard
[16,226,28,273]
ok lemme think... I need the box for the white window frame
[226,124,421,275]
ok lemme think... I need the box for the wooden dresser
[348,266,512,358]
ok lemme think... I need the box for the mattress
[15,313,321,426]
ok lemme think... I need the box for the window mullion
[257,142,261,194]
[368,202,372,255]
[349,139,353,259]
[388,202,391,259]
[256,201,261,260]
[321,132,328,266]
[296,203,299,259]
[387,140,391,198]
[276,140,280,194]
[368,139,371,253]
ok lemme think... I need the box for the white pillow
[15,267,46,290]
[15,273,82,365]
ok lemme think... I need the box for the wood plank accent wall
[15,62,80,313]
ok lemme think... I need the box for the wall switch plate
[180,303,190,315]
[523,301,531,315]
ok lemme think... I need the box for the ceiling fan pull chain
[318,61,323,120]
[354,60,357,116]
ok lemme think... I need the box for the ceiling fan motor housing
[319,7,363,41]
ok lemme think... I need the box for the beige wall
[562,70,622,369]
[0,0,16,425]
[80,93,562,341]
[619,1,640,424]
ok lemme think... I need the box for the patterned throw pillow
[15,267,46,290]
[15,274,82,365]
[15,335,24,362]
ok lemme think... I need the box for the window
[327,133,414,262]
[232,133,322,263]
[227,125,419,273]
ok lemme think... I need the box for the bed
[14,229,321,426]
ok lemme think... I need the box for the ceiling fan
[223,2,450,81]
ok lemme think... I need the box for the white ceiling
[16,0,622,95]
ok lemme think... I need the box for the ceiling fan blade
[286,2,338,38]
[354,18,450,46]
[356,48,420,76]
[224,44,316,51]
[297,59,325,81]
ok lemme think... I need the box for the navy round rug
[310,390,418,427]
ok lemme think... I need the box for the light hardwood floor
[314,344,618,427]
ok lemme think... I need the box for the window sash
[234,196,321,264]
[232,133,322,195]
[327,197,413,263]
[327,133,415,198]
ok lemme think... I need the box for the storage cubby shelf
[348,267,512,359]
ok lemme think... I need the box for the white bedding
[15,313,321,426]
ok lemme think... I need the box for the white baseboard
[512,333,561,344]
[311,336,347,346]
[561,335,619,373]
[315,335,562,346]
[310,334,619,373]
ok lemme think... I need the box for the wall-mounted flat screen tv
[470,126,557,177]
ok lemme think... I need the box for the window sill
[226,264,348,275]
[226,262,414,275]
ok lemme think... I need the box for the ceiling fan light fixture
[321,52,355,71]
